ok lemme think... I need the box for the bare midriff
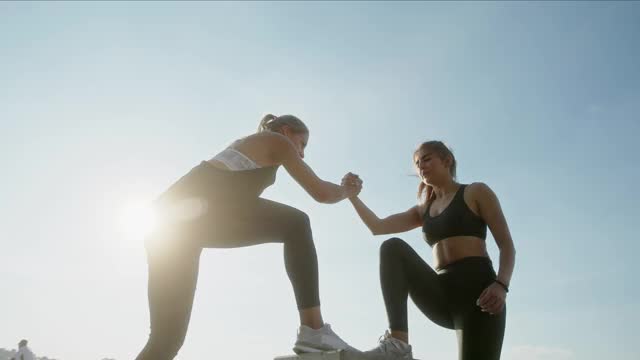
[432,236,489,270]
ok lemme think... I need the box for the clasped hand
[341,172,363,198]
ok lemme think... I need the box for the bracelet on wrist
[494,279,509,293]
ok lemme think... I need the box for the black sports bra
[422,184,487,247]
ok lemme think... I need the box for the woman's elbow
[312,193,327,203]
[501,244,516,258]
[370,225,386,236]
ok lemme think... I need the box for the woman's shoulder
[229,131,294,165]
[465,182,493,195]
[463,182,498,206]
[235,131,289,147]
[227,132,272,150]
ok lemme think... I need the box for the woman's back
[208,132,282,171]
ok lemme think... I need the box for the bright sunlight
[118,199,157,242]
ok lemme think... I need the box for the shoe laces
[378,330,392,343]
[377,330,411,354]
[376,330,395,352]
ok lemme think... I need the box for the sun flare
[118,200,157,242]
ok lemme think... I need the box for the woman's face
[414,148,449,185]
[282,127,309,158]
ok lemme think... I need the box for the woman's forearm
[496,245,516,286]
[316,181,349,204]
[348,196,382,234]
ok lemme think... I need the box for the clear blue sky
[1,2,638,360]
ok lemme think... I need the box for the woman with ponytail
[344,141,516,360]
[136,114,362,360]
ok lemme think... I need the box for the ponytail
[257,114,309,134]
[258,114,278,132]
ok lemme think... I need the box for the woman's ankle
[390,330,409,345]
[299,306,324,329]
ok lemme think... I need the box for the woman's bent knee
[285,210,312,240]
[292,210,311,228]
[380,237,408,257]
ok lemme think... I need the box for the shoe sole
[363,351,414,360]
[293,342,342,354]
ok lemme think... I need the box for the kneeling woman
[346,141,516,360]
[136,114,361,360]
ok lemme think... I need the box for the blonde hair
[258,114,308,134]
[414,140,457,204]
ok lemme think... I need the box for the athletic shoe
[293,323,360,354]
[363,330,413,359]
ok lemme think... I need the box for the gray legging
[136,163,320,360]
[380,237,506,360]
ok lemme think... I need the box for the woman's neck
[431,179,459,199]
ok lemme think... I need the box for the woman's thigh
[386,240,454,329]
[191,197,311,248]
[457,306,506,360]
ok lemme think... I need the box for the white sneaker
[363,330,413,359]
[293,323,360,354]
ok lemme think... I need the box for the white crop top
[210,146,261,171]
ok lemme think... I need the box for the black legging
[380,237,506,360]
[136,165,320,360]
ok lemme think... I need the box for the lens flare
[118,200,157,242]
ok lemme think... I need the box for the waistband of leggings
[437,256,494,274]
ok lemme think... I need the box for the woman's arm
[348,196,422,235]
[472,182,516,286]
[270,133,357,204]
